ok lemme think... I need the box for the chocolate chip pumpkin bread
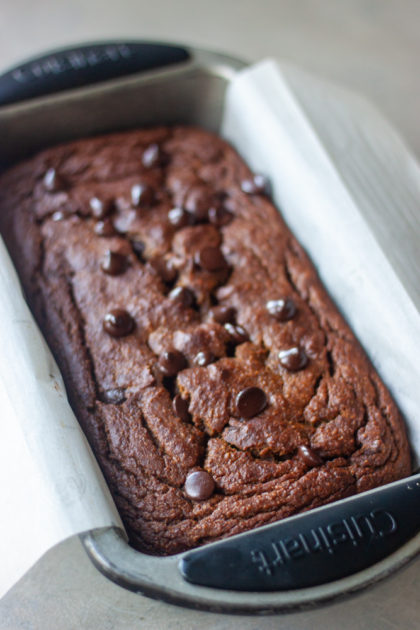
[0,126,411,554]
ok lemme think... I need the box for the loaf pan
[0,40,419,614]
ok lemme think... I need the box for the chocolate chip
[172,394,190,421]
[94,218,117,237]
[184,470,215,501]
[149,256,177,284]
[194,350,216,367]
[236,386,267,419]
[132,240,146,262]
[278,347,308,371]
[89,196,114,219]
[194,246,228,271]
[184,186,212,222]
[131,183,154,207]
[103,388,126,404]
[158,350,187,377]
[241,174,270,196]
[208,206,233,227]
[43,167,65,192]
[168,286,195,308]
[224,323,249,345]
[101,251,126,276]
[168,207,192,229]
[266,297,297,321]
[103,309,134,337]
[297,445,323,467]
[209,305,236,324]
[142,143,165,168]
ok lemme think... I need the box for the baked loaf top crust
[0,126,411,554]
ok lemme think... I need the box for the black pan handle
[0,41,190,107]
[179,476,420,591]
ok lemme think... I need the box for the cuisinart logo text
[250,509,397,576]
[11,45,132,83]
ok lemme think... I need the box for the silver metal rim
[80,523,420,614]
[3,40,417,614]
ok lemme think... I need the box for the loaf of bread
[0,126,411,555]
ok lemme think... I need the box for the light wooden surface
[1,1,419,628]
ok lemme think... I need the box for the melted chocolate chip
[43,167,65,192]
[224,323,249,345]
[168,286,195,308]
[194,350,216,367]
[89,196,114,219]
[266,297,297,321]
[103,309,134,337]
[278,347,308,371]
[149,256,177,284]
[297,445,323,467]
[94,218,117,237]
[158,350,187,377]
[131,183,154,207]
[103,388,126,404]
[184,470,215,501]
[194,246,228,271]
[168,207,192,229]
[101,251,126,276]
[208,206,233,227]
[184,186,212,222]
[142,143,164,168]
[172,394,190,421]
[241,174,270,196]
[209,305,236,324]
[236,386,267,419]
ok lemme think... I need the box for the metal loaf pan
[0,40,419,614]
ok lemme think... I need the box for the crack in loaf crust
[0,126,411,555]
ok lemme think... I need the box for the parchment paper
[1,58,419,599]
[222,59,420,464]
[0,242,124,598]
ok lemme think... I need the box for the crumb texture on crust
[0,126,411,555]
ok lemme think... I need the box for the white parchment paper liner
[223,60,420,462]
[0,242,124,598]
[1,58,419,599]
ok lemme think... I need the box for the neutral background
[1,0,420,159]
[1,1,419,628]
